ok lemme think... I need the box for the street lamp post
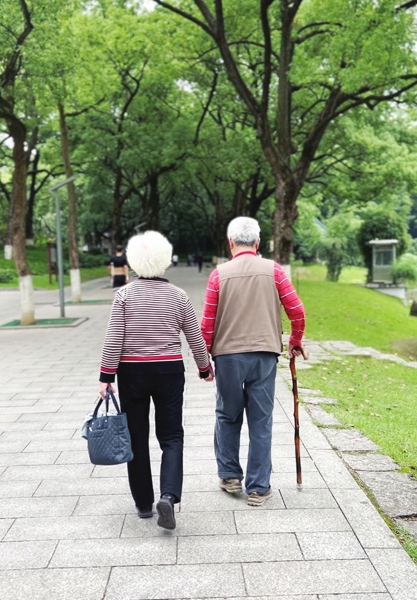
[48,176,76,318]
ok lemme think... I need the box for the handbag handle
[93,389,122,419]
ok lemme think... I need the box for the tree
[152,0,417,264]
[0,0,35,323]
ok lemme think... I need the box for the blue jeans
[214,352,277,495]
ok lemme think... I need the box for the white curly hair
[126,231,172,278]
[227,216,260,246]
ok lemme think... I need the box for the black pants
[112,275,126,288]
[118,365,185,510]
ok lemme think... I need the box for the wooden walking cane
[289,348,304,486]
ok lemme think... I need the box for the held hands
[288,344,308,360]
[198,362,215,382]
[99,382,115,399]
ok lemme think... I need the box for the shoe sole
[156,499,176,530]
[220,485,242,494]
[138,511,153,519]
[247,491,273,506]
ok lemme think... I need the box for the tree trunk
[272,175,299,269]
[214,189,228,258]
[58,103,81,302]
[25,147,39,244]
[147,174,160,230]
[4,196,14,259]
[8,116,35,325]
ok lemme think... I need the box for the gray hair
[227,216,260,246]
[126,231,172,278]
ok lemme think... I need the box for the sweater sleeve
[274,263,305,346]
[200,268,219,354]
[99,291,126,382]
[182,295,211,371]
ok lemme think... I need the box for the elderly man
[201,217,306,506]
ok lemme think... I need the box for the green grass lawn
[299,356,417,472]
[0,246,108,289]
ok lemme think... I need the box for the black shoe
[156,494,176,530]
[136,505,153,519]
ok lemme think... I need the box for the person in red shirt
[201,216,306,505]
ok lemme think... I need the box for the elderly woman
[99,231,213,530]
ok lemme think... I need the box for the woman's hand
[99,382,115,399]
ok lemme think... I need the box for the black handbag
[86,390,133,465]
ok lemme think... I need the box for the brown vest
[211,253,283,357]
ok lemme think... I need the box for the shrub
[0,269,14,283]
[79,253,108,268]
[391,253,417,284]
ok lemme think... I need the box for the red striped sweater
[201,252,305,353]
[100,278,210,382]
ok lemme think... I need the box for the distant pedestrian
[99,231,213,530]
[201,216,306,506]
[196,253,203,272]
[172,254,178,267]
[108,245,129,289]
[187,254,193,266]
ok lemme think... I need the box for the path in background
[0,264,415,599]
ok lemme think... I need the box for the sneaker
[219,479,243,494]
[136,505,153,519]
[156,494,176,530]
[247,488,273,506]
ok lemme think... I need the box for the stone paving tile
[73,494,136,516]
[243,560,387,596]
[0,429,77,441]
[308,449,360,489]
[4,514,125,541]
[359,471,417,518]
[177,598,318,600]
[0,480,40,498]
[50,536,177,568]
[0,496,78,518]
[23,439,85,453]
[323,428,381,452]
[0,440,30,453]
[0,540,57,569]
[0,567,110,600]
[122,510,237,538]
[341,453,399,472]
[366,548,417,600]
[271,470,328,489]
[55,450,92,464]
[297,531,367,560]
[0,518,13,539]
[307,405,341,426]
[41,419,82,430]
[35,476,130,497]
[177,532,302,564]
[319,595,392,600]
[105,563,246,599]
[1,463,94,480]
[331,488,400,549]
[235,508,351,534]
[0,421,46,432]
[280,488,338,509]
[181,490,285,512]
[0,452,60,466]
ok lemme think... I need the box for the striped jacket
[100,278,210,382]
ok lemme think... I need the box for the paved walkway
[0,266,416,599]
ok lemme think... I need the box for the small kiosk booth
[367,239,405,299]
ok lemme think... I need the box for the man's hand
[288,344,308,360]
[198,363,215,382]
[99,382,115,399]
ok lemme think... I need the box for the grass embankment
[286,264,417,561]
[0,246,108,289]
